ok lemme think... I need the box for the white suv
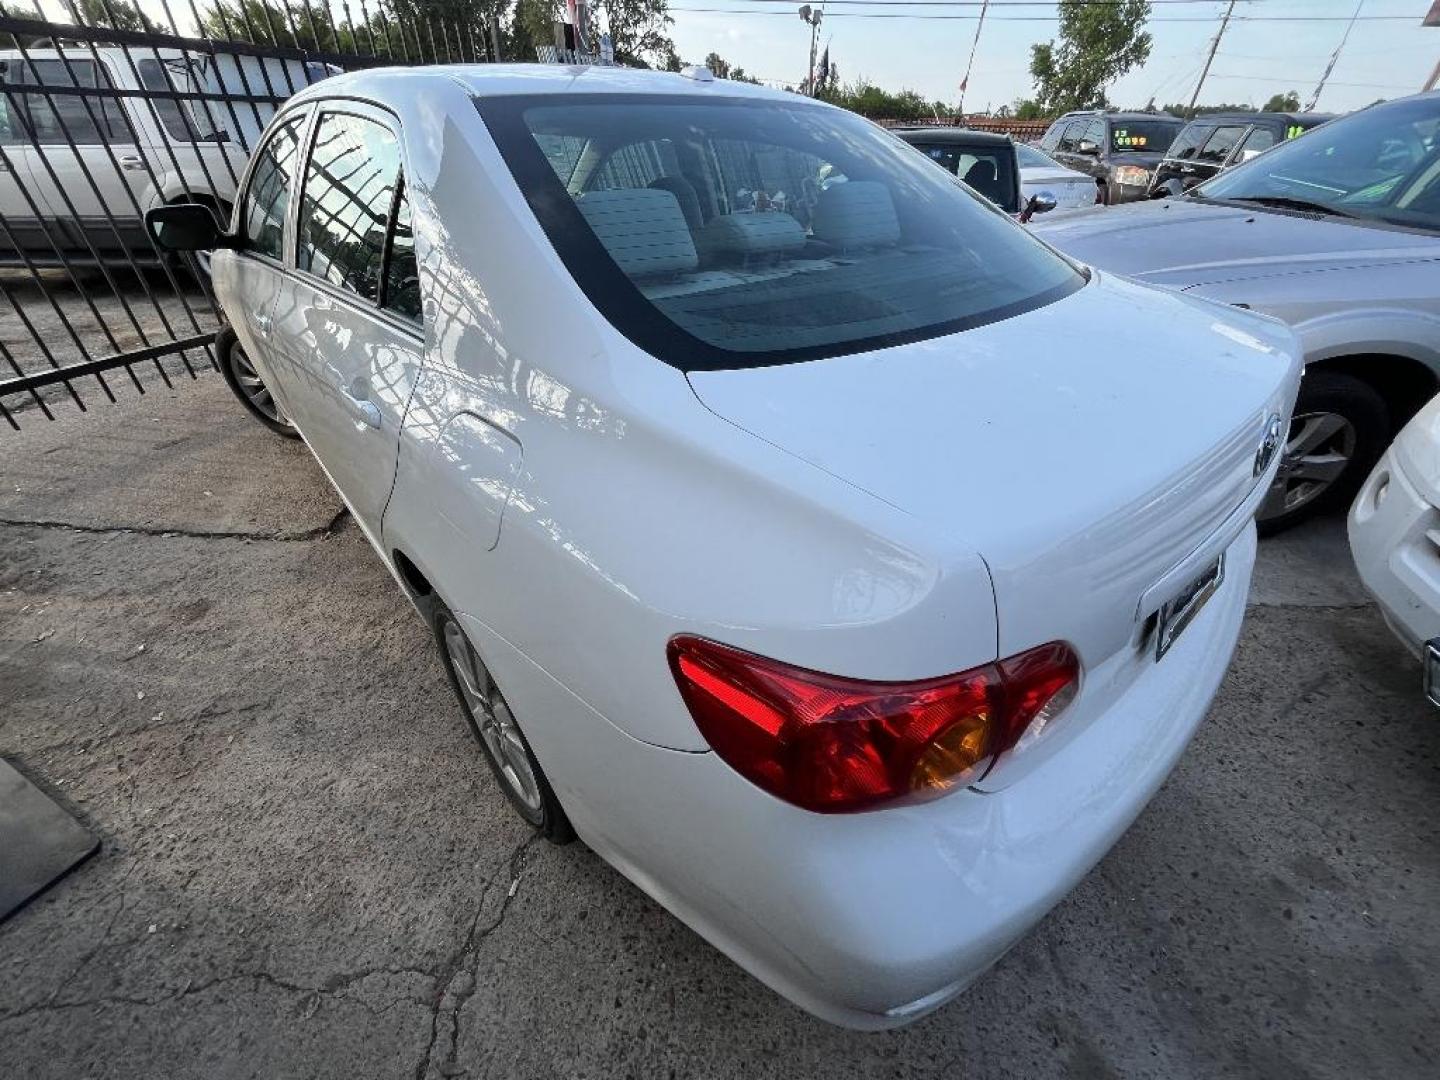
[0,48,307,268]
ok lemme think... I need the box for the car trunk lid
[687,274,1299,776]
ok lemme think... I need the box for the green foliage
[1012,98,1047,120]
[1029,0,1152,114]
[1262,91,1302,113]
[702,51,758,84]
[817,78,953,121]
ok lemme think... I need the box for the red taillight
[667,636,1080,813]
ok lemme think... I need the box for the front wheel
[217,331,298,439]
[1257,371,1389,535]
[433,602,574,843]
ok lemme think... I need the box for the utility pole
[1185,0,1236,119]
[799,4,823,95]
[1306,0,1364,112]
[957,0,990,119]
[1422,1,1439,91]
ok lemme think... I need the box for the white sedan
[1350,393,1440,698]
[147,64,1301,1029]
[1016,141,1098,213]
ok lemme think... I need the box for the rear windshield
[903,140,1019,213]
[1110,120,1181,154]
[478,94,1084,370]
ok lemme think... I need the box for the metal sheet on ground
[0,758,98,920]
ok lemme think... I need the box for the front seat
[963,159,1005,207]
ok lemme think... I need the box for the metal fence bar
[0,1,490,426]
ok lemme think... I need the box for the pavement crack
[0,507,350,543]
[414,833,540,1080]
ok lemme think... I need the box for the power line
[670,8,1422,19]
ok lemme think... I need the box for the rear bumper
[463,526,1256,1029]
[1349,446,1440,658]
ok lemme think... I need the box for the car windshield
[1109,121,1180,154]
[478,94,1083,370]
[1197,96,1440,232]
[1015,143,1061,169]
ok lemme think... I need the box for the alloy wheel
[1259,410,1357,521]
[442,620,543,814]
[227,344,290,428]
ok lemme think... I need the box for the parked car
[1036,109,1185,204]
[893,127,1023,213]
[1032,92,1440,533]
[1350,392,1440,701]
[1015,141,1098,212]
[1149,111,1334,199]
[150,64,1301,1029]
[0,47,318,270]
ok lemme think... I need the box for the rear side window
[137,58,225,143]
[382,182,420,324]
[1196,125,1247,165]
[242,114,304,260]
[7,58,129,146]
[297,111,401,304]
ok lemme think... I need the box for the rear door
[5,55,153,256]
[269,103,422,539]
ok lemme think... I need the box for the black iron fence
[0,1,493,430]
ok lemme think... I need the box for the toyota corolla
[146,64,1302,1028]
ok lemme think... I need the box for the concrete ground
[2,375,1437,1080]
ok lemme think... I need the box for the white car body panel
[208,64,1303,1027]
[1020,165,1094,212]
[1350,393,1440,656]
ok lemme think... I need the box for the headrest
[810,180,901,249]
[576,188,698,278]
[694,212,807,261]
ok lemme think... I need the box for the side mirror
[1018,191,1057,224]
[144,203,232,253]
[1077,139,1100,156]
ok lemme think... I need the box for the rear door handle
[119,155,145,172]
[341,388,381,430]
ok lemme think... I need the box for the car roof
[1059,110,1182,122]
[1182,111,1336,126]
[287,62,792,106]
[892,127,1012,147]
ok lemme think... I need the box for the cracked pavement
[2,376,1438,1079]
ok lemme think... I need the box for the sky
[666,0,1440,114]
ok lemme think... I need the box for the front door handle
[119,155,146,172]
[341,388,381,430]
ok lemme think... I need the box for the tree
[1029,0,1152,114]
[591,0,674,68]
[1012,98,1047,120]
[1262,90,1301,112]
[702,51,759,83]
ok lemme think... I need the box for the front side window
[1109,120,1180,154]
[1056,120,1084,153]
[7,58,129,145]
[1196,125,1246,165]
[1165,123,1213,162]
[1198,96,1440,232]
[241,113,304,260]
[1015,143,1060,170]
[297,111,401,303]
[1234,126,1276,163]
[480,95,1084,370]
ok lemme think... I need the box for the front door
[0,85,47,254]
[268,104,422,539]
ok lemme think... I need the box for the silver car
[1032,92,1440,533]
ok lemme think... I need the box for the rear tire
[216,329,298,439]
[432,601,574,844]
[1257,371,1389,535]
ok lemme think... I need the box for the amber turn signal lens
[910,717,992,792]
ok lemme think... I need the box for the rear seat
[693,212,807,264]
[810,180,901,250]
[575,188,698,278]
